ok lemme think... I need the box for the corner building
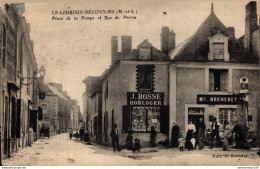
[168,4,259,141]
[100,36,174,146]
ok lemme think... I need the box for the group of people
[69,127,85,141]
[170,117,247,151]
[75,118,247,153]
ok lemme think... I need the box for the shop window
[122,106,168,133]
[213,43,224,60]
[188,107,205,125]
[136,65,155,91]
[209,69,228,91]
[219,108,237,130]
[132,109,147,132]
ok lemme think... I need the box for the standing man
[171,122,179,147]
[210,117,222,148]
[150,126,157,147]
[80,127,84,141]
[69,127,73,140]
[110,124,120,151]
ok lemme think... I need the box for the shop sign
[127,92,164,106]
[197,94,244,105]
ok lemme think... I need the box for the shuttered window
[16,99,21,138]
[213,43,224,60]
[160,106,169,134]
[122,106,131,132]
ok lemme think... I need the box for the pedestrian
[28,125,34,147]
[223,121,230,151]
[171,122,179,147]
[80,127,84,141]
[69,127,73,140]
[209,117,222,148]
[110,124,121,151]
[132,138,141,153]
[197,118,206,150]
[150,126,157,147]
[232,121,249,149]
[185,120,196,151]
[125,127,133,150]
[178,135,185,151]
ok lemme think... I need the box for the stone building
[82,76,102,143]
[0,3,39,159]
[38,68,72,135]
[82,2,260,147]
[168,3,259,142]
[83,35,172,146]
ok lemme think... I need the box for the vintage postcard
[0,0,259,166]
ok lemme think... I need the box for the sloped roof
[169,11,258,63]
[38,80,55,96]
[48,85,68,101]
[125,40,169,60]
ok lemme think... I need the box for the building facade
[0,3,39,159]
[82,1,260,147]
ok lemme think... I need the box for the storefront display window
[147,109,160,132]
[219,108,237,129]
[131,108,160,132]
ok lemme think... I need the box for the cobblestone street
[3,133,260,166]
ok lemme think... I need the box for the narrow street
[2,133,260,166]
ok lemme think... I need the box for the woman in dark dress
[171,122,180,147]
[197,118,206,150]
[126,127,133,150]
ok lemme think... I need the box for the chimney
[245,1,257,52]
[121,36,132,58]
[168,30,176,52]
[227,27,235,38]
[111,36,118,65]
[161,26,170,55]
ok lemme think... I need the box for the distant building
[38,67,74,135]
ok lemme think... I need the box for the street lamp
[39,66,46,77]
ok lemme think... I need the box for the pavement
[2,133,260,166]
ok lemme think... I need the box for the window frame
[131,107,161,133]
[209,69,228,92]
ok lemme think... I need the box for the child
[178,136,185,151]
[132,138,141,153]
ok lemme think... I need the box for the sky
[4,0,259,111]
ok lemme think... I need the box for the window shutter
[220,71,227,91]
[122,106,131,133]
[38,107,43,120]
[209,71,214,91]
[16,99,21,138]
[160,106,169,134]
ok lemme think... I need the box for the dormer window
[138,39,152,60]
[213,43,224,60]
[208,32,229,61]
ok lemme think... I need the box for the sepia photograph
[0,0,259,166]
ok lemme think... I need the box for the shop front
[183,94,247,144]
[122,92,169,146]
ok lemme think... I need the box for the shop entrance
[188,115,204,126]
